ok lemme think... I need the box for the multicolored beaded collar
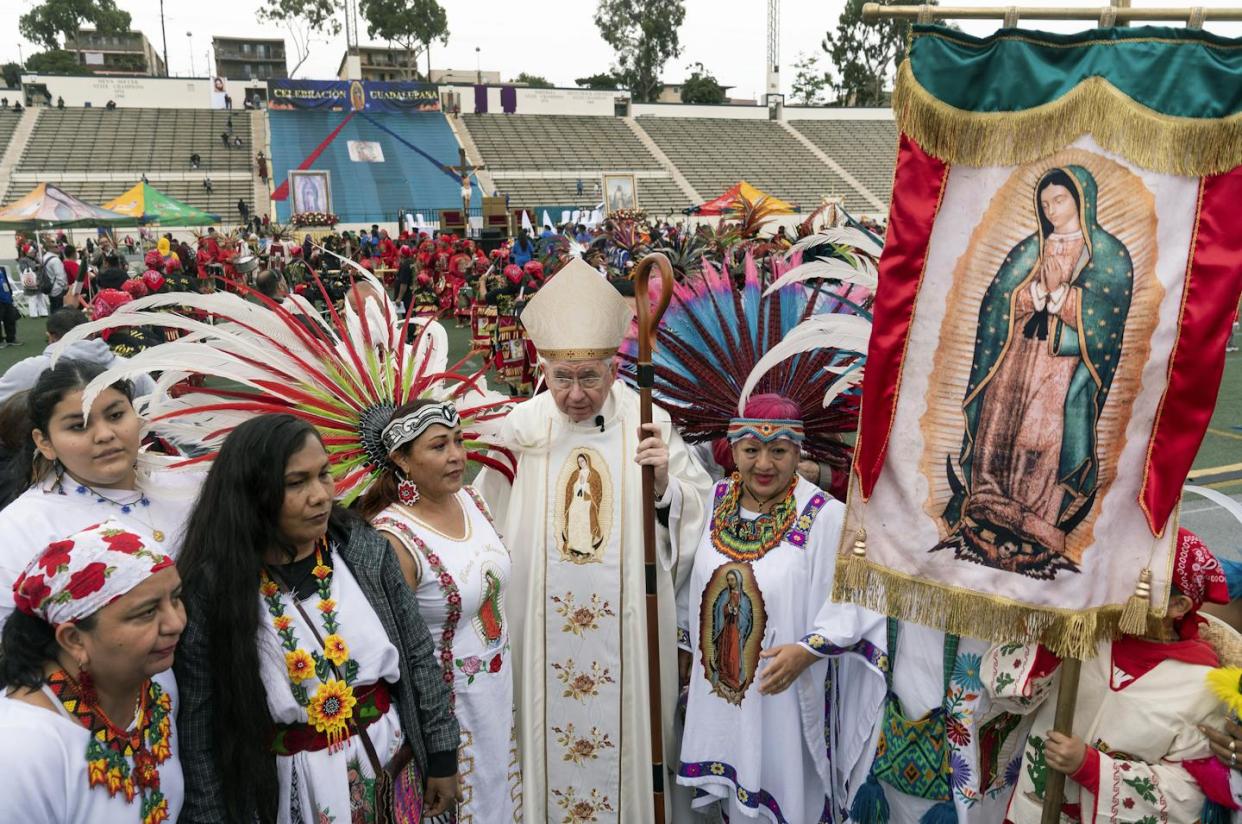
[726,417,805,445]
[710,473,800,562]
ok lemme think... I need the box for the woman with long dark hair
[358,399,521,822]
[0,359,200,627]
[174,413,459,824]
[0,520,186,822]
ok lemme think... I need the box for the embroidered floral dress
[256,547,409,824]
[374,487,521,823]
[677,477,886,823]
[0,670,183,823]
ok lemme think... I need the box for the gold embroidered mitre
[520,258,631,361]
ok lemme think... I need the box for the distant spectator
[0,98,6,108]
[232,135,243,148]
[243,96,255,110]
[12,101,22,113]
[220,131,230,149]
[254,269,286,301]
[224,93,232,109]
[190,152,201,169]
[39,247,68,313]
[202,176,214,193]
[575,224,591,244]
[576,178,584,196]
[141,172,148,183]
[124,235,137,253]
[0,263,19,348]
[256,151,268,182]
[96,254,128,291]
[238,199,250,224]
[56,96,64,110]
[0,308,156,405]
[62,244,81,285]
[539,223,557,254]
[512,229,534,267]
[226,114,234,133]
[105,99,117,110]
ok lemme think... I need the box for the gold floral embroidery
[552,723,616,765]
[551,659,615,701]
[550,592,616,636]
[551,788,614,824]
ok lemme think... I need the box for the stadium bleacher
[18,109,252,174]
[636,116,877,212]
[461,114,663,171]
[0,112,20,160]
[267,109,477,224]
[789,119,898,208]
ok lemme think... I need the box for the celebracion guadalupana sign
[267,79,440,112]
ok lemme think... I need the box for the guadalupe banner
[834,25,1242,657]
[267,79,440,112]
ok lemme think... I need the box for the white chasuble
[476,383,714,823]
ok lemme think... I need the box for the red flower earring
[397,473,420,506]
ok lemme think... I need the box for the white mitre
[520,258,631,361]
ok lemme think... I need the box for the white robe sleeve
[796,499,885,658]
[0,718,70,823]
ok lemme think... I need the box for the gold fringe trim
[833,554,1141,660]
[892,59,1242,178]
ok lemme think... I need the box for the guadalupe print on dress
[698,562,767,706]
[835,24,1242,658]
[555,447,613,564]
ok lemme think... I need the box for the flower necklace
[710,473,799,562]
[64,476,165,543]
[260,541,360,751]
[47,669,173,824]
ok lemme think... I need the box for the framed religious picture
[602,174,638,213]
[289,170,332,215]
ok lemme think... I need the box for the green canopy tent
[102,181,221,226]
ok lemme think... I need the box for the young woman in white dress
[359,399,522,823]
[0,359,200,629]
[0,520,186,823]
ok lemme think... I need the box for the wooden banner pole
[1039,657,1083,824]
[633,251,675,824]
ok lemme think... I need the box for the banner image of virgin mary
[935,165,1134,578]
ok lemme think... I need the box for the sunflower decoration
[1207,666,1242,719]
[307,679,358,751]
[285,649,315,683]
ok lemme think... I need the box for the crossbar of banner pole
[862,3,1242,22]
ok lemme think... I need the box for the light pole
[187,32,194,76]
[475,47,481,84]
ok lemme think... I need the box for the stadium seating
[789,119,898,206]
[267,109,476,224]
[489,176,688,217]
[461,114,663,171]
[0,112,20,160]
[636,116,876,212]
[18,109,253,173]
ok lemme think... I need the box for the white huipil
[256,548,407,824]
[677,477,886,824]
[372,487,522,823]
[0,670,184,824]
[475,382,714,823]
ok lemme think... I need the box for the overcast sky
[3,0,1242,99]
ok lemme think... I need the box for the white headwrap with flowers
[13,519,173,625]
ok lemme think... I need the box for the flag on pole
[834,24,1242,658]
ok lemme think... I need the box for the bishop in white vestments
[476,260,714,823]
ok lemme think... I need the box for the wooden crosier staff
[633,251,675,824]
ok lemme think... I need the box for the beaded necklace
[260,541,360,752]
[710,473,799,562]
[47,670,173,824]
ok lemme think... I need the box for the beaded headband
[380,402,460,453]
[726,417,805,445]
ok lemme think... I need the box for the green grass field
[3,313,1239,491]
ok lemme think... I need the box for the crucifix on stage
[447,148,484,230]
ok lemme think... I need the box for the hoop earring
[397,472,420,506]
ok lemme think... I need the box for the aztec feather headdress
[50,259,516,504]
[618,244,875,471]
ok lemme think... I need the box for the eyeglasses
[548,372,605,391]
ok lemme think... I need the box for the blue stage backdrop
[267,79,440,112]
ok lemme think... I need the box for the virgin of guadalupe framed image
[289,170,332,215]
[602,174,638,213]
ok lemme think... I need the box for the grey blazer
[175,519,459,822]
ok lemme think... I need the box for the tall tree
[514,73,553,88]
[593,0,686,103]
[680,62,725,105]
[360,0,447,80]
[822,0,929,106]
[2,63,23,89]
[257,0,343,77]
[790,51,828,105]
[25,49,88,75]
[575,72,621,90]
[19,0,131,67]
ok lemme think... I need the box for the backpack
[36,255,53,295]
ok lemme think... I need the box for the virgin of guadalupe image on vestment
[555,448,611,564]
[699,562,766,705]
[472,565,505,648]
[921,150,1162,580]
